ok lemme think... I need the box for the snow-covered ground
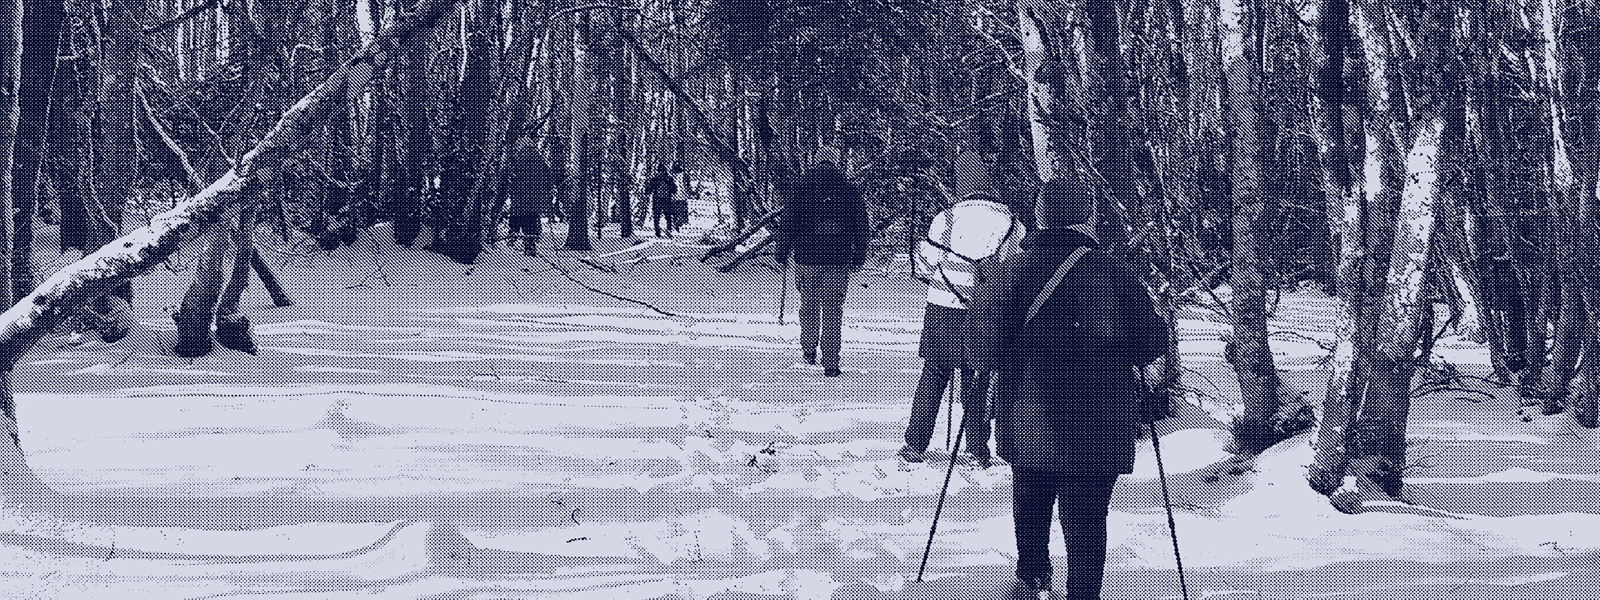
[5,217,1600,599]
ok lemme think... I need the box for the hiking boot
[1021,576,1052,598]
[898,445,925,463]
[966,452,992,470]
[824,368,842,377]
[803,351,817,365]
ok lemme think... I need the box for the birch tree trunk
[1305,0,1368,496]
[609,11,632,239]
[1016,0,1073,182]
[1350,116,1443,498]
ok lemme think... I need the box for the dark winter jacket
[507,145,561,218]
[645,172,678,212]
[777,162,871,267]
[965,227,1167,474]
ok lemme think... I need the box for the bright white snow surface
[7,221,1600,599]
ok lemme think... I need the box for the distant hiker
[899,193,1026,469]
[774,159,871,377]
[965,175,1167,598]
[506,138,562,254]
[645,166,678,237]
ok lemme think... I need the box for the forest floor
[3,209,1600,599]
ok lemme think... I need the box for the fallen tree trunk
[717,235,775,273]
[700,208,781,263]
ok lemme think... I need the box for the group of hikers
[773,157,1168,598]
[502,137,689,252]
[503,137,1168,596]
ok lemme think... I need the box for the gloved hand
[1138,392,1172,424]
[1136,371,1172,424]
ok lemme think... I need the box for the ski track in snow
[6,229,1600,599]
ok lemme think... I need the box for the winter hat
[1034,174,1094,229]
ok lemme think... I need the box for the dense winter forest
[0,0,1597,597]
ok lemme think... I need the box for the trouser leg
[905,363,953,451]
[816,267,848,370]
[796,265,821,355]
[1012,466,1059,581]
[1059,473,1120,599]
[960,369,992,457]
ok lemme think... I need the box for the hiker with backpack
[965,175,1168,598]
[774,159,871,377]
[644,166,678,238]
[898,192,1026,469]
[505,136,562,254]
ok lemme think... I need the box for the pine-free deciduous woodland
[0,0,1599,589]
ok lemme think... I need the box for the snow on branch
[0,0,465,369]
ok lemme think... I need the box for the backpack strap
[1024,246,1091,326]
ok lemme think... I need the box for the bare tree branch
[142,0,220,35]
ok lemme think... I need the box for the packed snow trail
[4,226,1600,599]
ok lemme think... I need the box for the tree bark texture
[12,0,64,301]
[563,12,593,251]
[214,202,262,355]
[0,0,23,309]
[1305,0,1366,496]
[1016,0,1075,183]
[431,0,499,263]
[1086,0,1132,251]
[172,223,235,357]
[1222,0,1293,456]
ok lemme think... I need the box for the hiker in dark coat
[966,175,1168,598]
[506,138,562,253]
[774,159,871,377]
[644,166,678,237]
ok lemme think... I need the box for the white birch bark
[1017,1,1063,182]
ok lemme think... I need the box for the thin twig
[530,249,678,317]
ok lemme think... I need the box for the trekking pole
[777,256,789,326]
[1149,420,1189,600]
[917,410,967,582]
